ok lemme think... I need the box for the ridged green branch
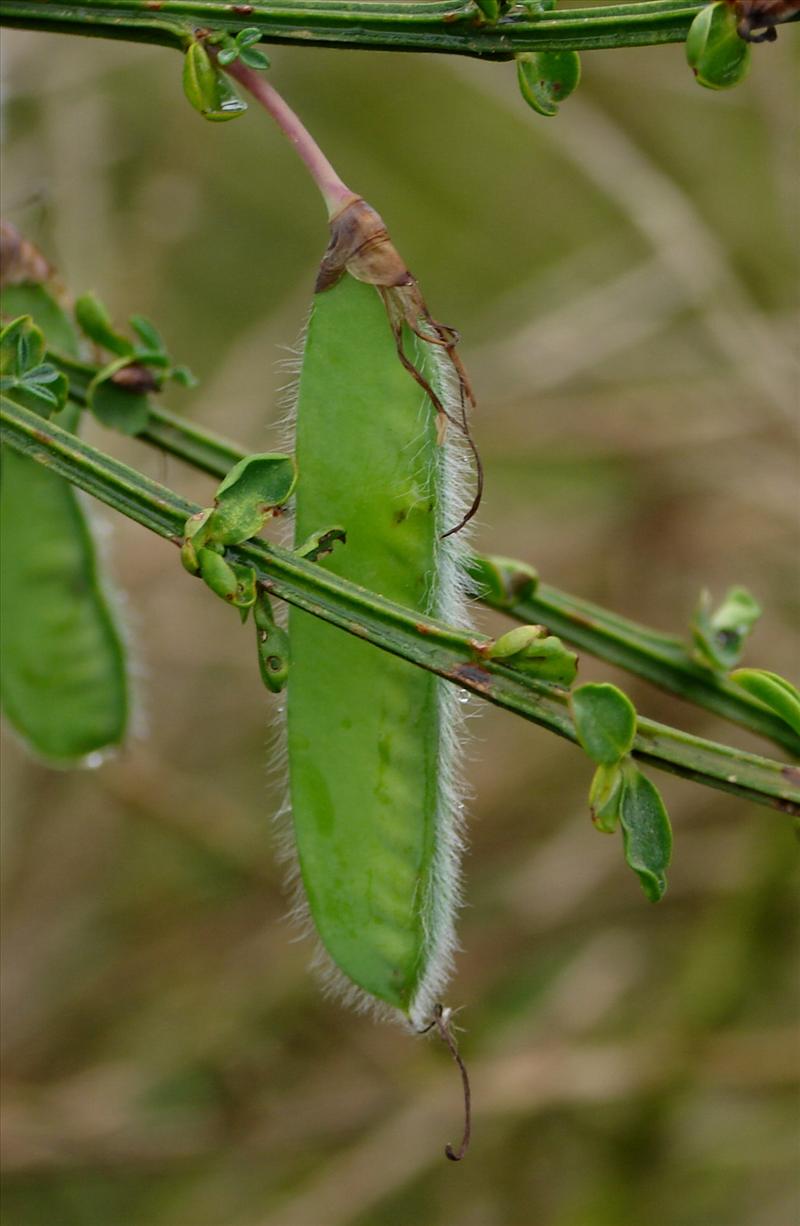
[3,395,798,813]
[0,0,715,59]
[54,352,796,758]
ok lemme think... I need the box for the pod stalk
[222,59,356,218]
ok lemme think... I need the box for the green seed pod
[516,50,582,118]
[1,287,129,764]
[182,41,247,122]
[287,272,473,1027]
[686,1,751,90]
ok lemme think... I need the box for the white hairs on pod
[267,289,476,1031]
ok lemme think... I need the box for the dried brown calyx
[316,197,483,538]
[725,0,800,42]
[1,220,55,291]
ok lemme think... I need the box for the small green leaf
[686,0,751,90]
[474,0,500,22]
[181,508,214,574]
[169,365,198,388]
[254,594,290,693]
[197,548,240,603]
[692,585,762,671]
[239,47,271,70]
[1,316,45,377]
[295,525,347,562]
[229,561,258,610]
[517,50,581,118]
[730,669,800,737]
[182,41,247,122]
[619,761,672,902]
[489,624,547,660]
[236,27,264,50]
[488,624,577,686]
[209,453,297,545]
[468,554,539,606]
[129,314,165,353]
[74,293,134,356]
[571,682,637,766]
[0,317,68,414]
[87,368,151,436]
[217,46,240,66]
[589,762,625,834]
[1,283,80,358]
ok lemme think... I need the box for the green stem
[0,0,719,59]
[54,352,794,758]
[3,395,798,814]
[473,565,800,759]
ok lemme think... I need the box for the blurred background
[1,14,798,1226]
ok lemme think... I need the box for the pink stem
[224,60,357,218]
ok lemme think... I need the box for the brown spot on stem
[781,764,800,785]
[451,662,493,694]
[144,1,163,9]
[232,3,254,12]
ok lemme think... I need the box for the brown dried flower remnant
[316,197,483,537]
[725,0,800,41]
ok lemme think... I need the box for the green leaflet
[288,273,464,1026]
[571,682,637,766]
[0,286,128,763]
[619,760,672,903]
[686,1,751,90]
[730,669,800,737]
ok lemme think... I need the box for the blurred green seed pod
[1,281,129,765]
[516,50,581,117]
[182,41,247,122]
[686,1,751,89]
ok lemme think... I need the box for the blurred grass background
[1,16,799,1226]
